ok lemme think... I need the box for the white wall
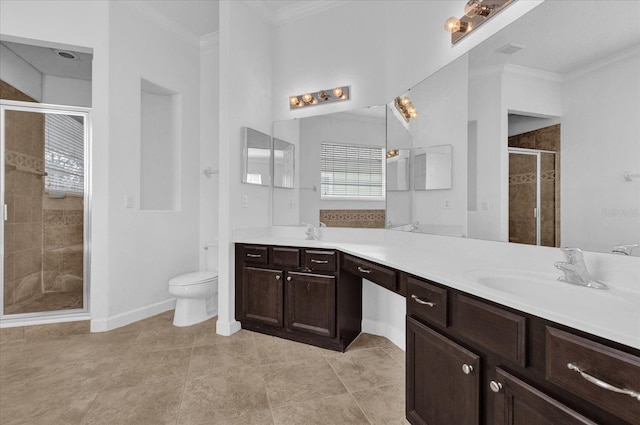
[410,55,468,232]
[217,0,273,335]
[104,1,200,323]
[562,49,640,252]
[42,74,91,107]
[0,43,43,101]
[199,35,220,269]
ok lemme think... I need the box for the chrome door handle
[411,294,436,307]
[462,364,474,375]
[311,259,329,264]
[357,266,371,274]
[246,253,261,258]
[567,363,640,401]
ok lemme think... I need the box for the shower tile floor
[4,290,84,315]
[0,311,409,425]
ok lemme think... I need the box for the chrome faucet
[554,247,608,290]
[410,221,420,232]
[612,244,640,256]
[303,223,318,240]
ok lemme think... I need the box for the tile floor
[0,311,409,425]
[4,289,84,315]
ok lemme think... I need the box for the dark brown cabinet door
[492,368,597,425]
[406,316,480,425]
[286,271,336,338]
[241,267,284,327]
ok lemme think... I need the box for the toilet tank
[204,242,218,272]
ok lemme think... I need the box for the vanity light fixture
[387,149,399,159]
[394,96,418,122]
[445,0,515,44]
[289,86,350,109]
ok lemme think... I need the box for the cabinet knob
[275,275,281,280]
[287,276,292,281]
[489,381,503,393]
[462,364,474,375]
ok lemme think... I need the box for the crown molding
[503,64,563,83]
[273,1,349,25]
[243,1,274,25]
[564,45,640,82]
[122,1,200,47]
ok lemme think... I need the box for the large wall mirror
[272,0,640,255]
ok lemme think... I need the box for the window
[321,142,385,199]
[44,114,84,195]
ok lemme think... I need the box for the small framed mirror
[242,127,271,186]
[414,144,452,190]
[273,138,295,189]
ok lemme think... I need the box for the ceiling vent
[497,43,525,55]
[52,49,78,60]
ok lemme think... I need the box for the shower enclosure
[1,99,90,318]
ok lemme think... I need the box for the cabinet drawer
[272,247,300,267]
[407,276,447,327]
[342,254,396,291]
[546,327,640,425]
[304,250,337,272]
[451,294,526,367]
[241,245,268,264]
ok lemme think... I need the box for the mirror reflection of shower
[1,39,92,318]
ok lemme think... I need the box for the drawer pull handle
[462,364,474,375]
[311,259,329,264]
[246,253,262,258]
[489,381,503,393]
[357,266,371,274]
[286,276,292,281]
[275,275,281,280]
[411,294,436,307]
[567,363,640,401]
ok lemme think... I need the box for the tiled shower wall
[42,196,84,293]
[1,80,45,309]
[508,124,560,248]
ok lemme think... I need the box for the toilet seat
[169,271,218,287]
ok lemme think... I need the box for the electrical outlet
[444,199,451,209]
[482,201,489,210]
[124,194,134,208]
[242,195,248,208]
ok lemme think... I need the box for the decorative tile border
[319,209,386,228]
[509,170,555,185]
[5,149,45,174]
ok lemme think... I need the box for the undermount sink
[464,269,639,313]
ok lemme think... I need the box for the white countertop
[234,227,640,350]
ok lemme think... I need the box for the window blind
[321,142,385,199]
[44,114,84,194]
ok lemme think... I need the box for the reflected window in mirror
[242,127,271,186]
[320,142,385,199]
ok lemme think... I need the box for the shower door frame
[0,99,92,322]
[508,147,556,247]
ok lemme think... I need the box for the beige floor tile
[104,347,192,390]
[254,334,326,366]
[80,380,183,425]
[383,344,406,366]
[177,366,270,424]
[189,339,260,375]
[327,347,404,392]
[1,392,97,425]
[56,332,139,363]
[262,358,347,408]
[0,338,69,371]
[128,326,196,353]
[209,410,274,425]
[345,333,397,352]
[352,383,409,425]
[193,326,254,347]
[271,393,370,425]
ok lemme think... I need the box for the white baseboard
[362,318,405,351]
[90,298,176,332]
[216,319,241,336]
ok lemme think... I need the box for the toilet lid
[169,271,218,286]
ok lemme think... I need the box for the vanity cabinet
[235,244,361,351]
[405,273,640,425]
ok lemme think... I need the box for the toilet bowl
[169,271,218,327]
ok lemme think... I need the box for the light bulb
[318,90,329,101]
[289,96,301,107]
[401,97,410,106]
[302,93,313,103]
[444,17,469,33]
[410,111,418,119]
[333,87,344,98]
[464,0,491,17]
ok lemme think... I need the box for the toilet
[168,244,218,327]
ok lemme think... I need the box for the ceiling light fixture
[289,86,350,109]
[445,0,514,44]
